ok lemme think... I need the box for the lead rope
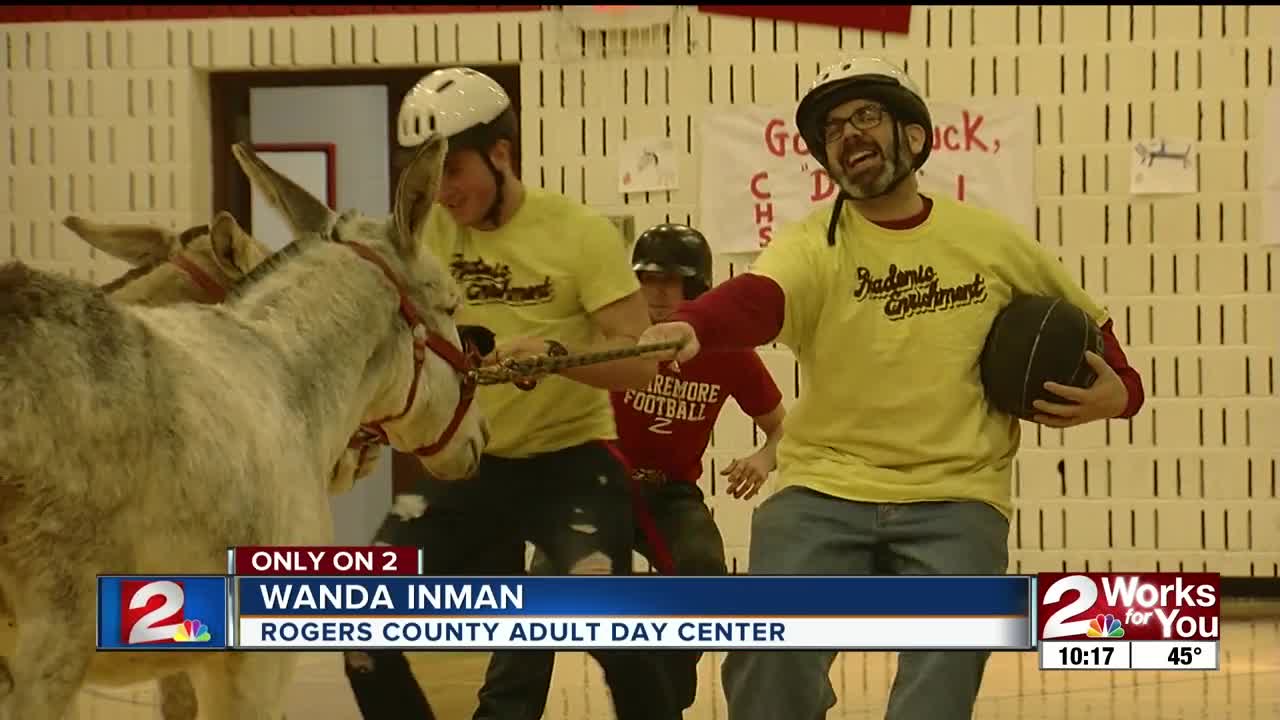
[469,338,687,387]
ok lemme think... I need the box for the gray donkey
[51,214,380,720]
[26,214,269,720]
[0,133,486,720]
[65,213,268,307]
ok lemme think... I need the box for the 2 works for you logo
[1037,573,1220,642]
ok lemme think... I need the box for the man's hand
[483,336,558,388]
[483,336,553,367]
[721,450,774,500]
[1033,351,1130,427]
[638,321,700,366]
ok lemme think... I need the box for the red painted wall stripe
[697,6,912,35]
[0,6,542,24]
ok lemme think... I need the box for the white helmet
[397,67,512,148]
[795,56,932,174]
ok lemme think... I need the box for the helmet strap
[481,152,505,228]
[825,115,919,247]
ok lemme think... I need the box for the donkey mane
[226,235,320,300]
[99,262,158,293]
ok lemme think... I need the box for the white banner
[236,615,1029,650]
[698,98,1037,255]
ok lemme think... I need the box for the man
[639,57,1147,719]
[474,223,787,719]
[344,66,677,720]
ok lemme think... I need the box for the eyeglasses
[823,104,886,142]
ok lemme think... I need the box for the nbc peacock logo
[173,619,212,643]
[1086,613,1124,638]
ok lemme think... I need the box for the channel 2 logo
[1037,573,1220,643]
[120,580,212,645]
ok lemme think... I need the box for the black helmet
[631,223,714,300]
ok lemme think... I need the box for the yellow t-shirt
[751,194,1109,519]
[420,187,640,458]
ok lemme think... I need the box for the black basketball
[980,294,1104,420]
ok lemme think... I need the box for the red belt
[598,443,674,575]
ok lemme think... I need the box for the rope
[468,339,686,386]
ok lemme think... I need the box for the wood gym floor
[68,607,1280,720]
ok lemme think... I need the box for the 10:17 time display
[1059,645,1115,666]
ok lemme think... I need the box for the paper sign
[698,99,1036,255]
[1130,138,1197,195]
[619,137,679,194]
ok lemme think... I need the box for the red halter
[338,241,478,461]
[168,254,229,303]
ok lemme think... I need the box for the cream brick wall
[4,6,1279,718]
[1,6,1276,578]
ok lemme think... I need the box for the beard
[829,126,915,200]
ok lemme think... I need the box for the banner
[93,549,1224,671]
[233,576,1031,650]
[99,570,1034,652]
[698,98,1036,255]
[697,6,912,34]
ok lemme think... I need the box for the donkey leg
[158,671,199,720]
[195,652,296,720]
[0,614,93,720]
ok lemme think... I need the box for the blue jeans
[720,486,1011,720]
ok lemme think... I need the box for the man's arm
[720,401,786,500]
[1100,319,1144,418]
[557,290,659,391]
[1006,223,1147,425]
[669,273,787,351]
[751,402,786,467]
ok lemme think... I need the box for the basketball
[980,294,1104,420]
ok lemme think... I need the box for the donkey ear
[62,216,179,266]
[209,211,269,277]
[231,143,337,240]
[391,133,447,257]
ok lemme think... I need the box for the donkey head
[230,135,487,483]
[66,212,393,494]
[64,214,269,306]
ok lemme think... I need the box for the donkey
[65,214,267,307]
[0,132,486,720]
[53,214,379,720]
[0,214,269,720]
[62,213,384,495]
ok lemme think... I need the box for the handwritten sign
[619,136,679,194]
[1130,138,1197,195]
[698,98,1036,255]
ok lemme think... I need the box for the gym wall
[0,7,1276,709]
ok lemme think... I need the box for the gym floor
[71,606,1280,719]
